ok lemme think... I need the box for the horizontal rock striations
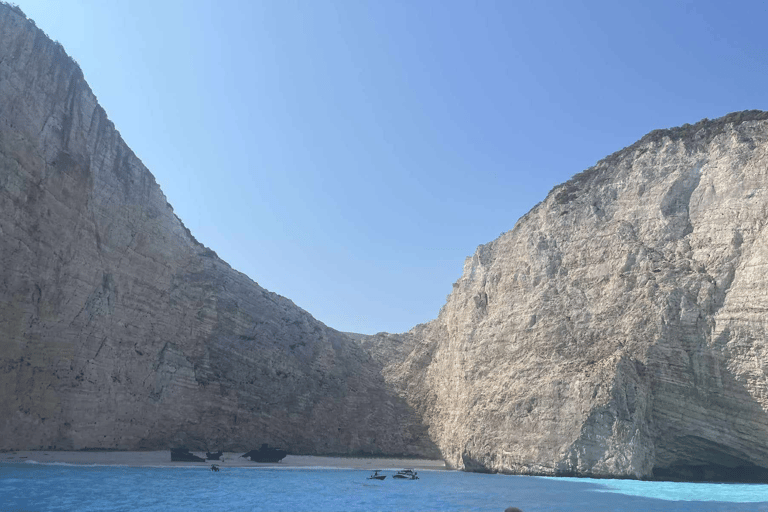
[0,4,438,457]
[364,110,768,480]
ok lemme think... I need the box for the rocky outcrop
[364,111,768,480]
[0,4,438,458]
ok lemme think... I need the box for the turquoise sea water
[2,462,768,511]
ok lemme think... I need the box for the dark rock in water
[170,448,205,462]
[241,444,288,463]
[206,451,223,461]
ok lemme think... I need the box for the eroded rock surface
[0,5,437,457]
[5,3,768,481]
[364,111,768,480]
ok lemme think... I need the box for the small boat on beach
[367,470,386,480]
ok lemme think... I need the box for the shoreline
[1,451,447,471]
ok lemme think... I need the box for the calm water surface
[2,462,768,511]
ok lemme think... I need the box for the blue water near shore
[2,462,768,511]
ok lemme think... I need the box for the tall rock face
[0,5,438,457]
[364,111,768,480]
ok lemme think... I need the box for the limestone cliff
[0,4,438,457]
[365,111,768,480]
[6,2,768,482]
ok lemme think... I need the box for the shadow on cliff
[646,324,768,482]
[628,260,768,482]
[565,285,768,482]
[134,265,443,459]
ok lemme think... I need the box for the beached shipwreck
[3,3,768,482]
[241,444,288,463]
[169,445,287,463]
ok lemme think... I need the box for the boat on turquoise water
[393,469,419,480]
[367,470,386,480]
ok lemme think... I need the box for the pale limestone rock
[366,112,768,479]
[0,5,438,457]
[6,2,768,481]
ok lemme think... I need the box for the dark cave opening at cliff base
[652,464,768,483]
[652,435,768,482]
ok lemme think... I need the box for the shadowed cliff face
[0,5,439,457]
[364,111,768,480]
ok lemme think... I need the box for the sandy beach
[2,451,447,471]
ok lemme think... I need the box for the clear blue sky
[14,0,768,334]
